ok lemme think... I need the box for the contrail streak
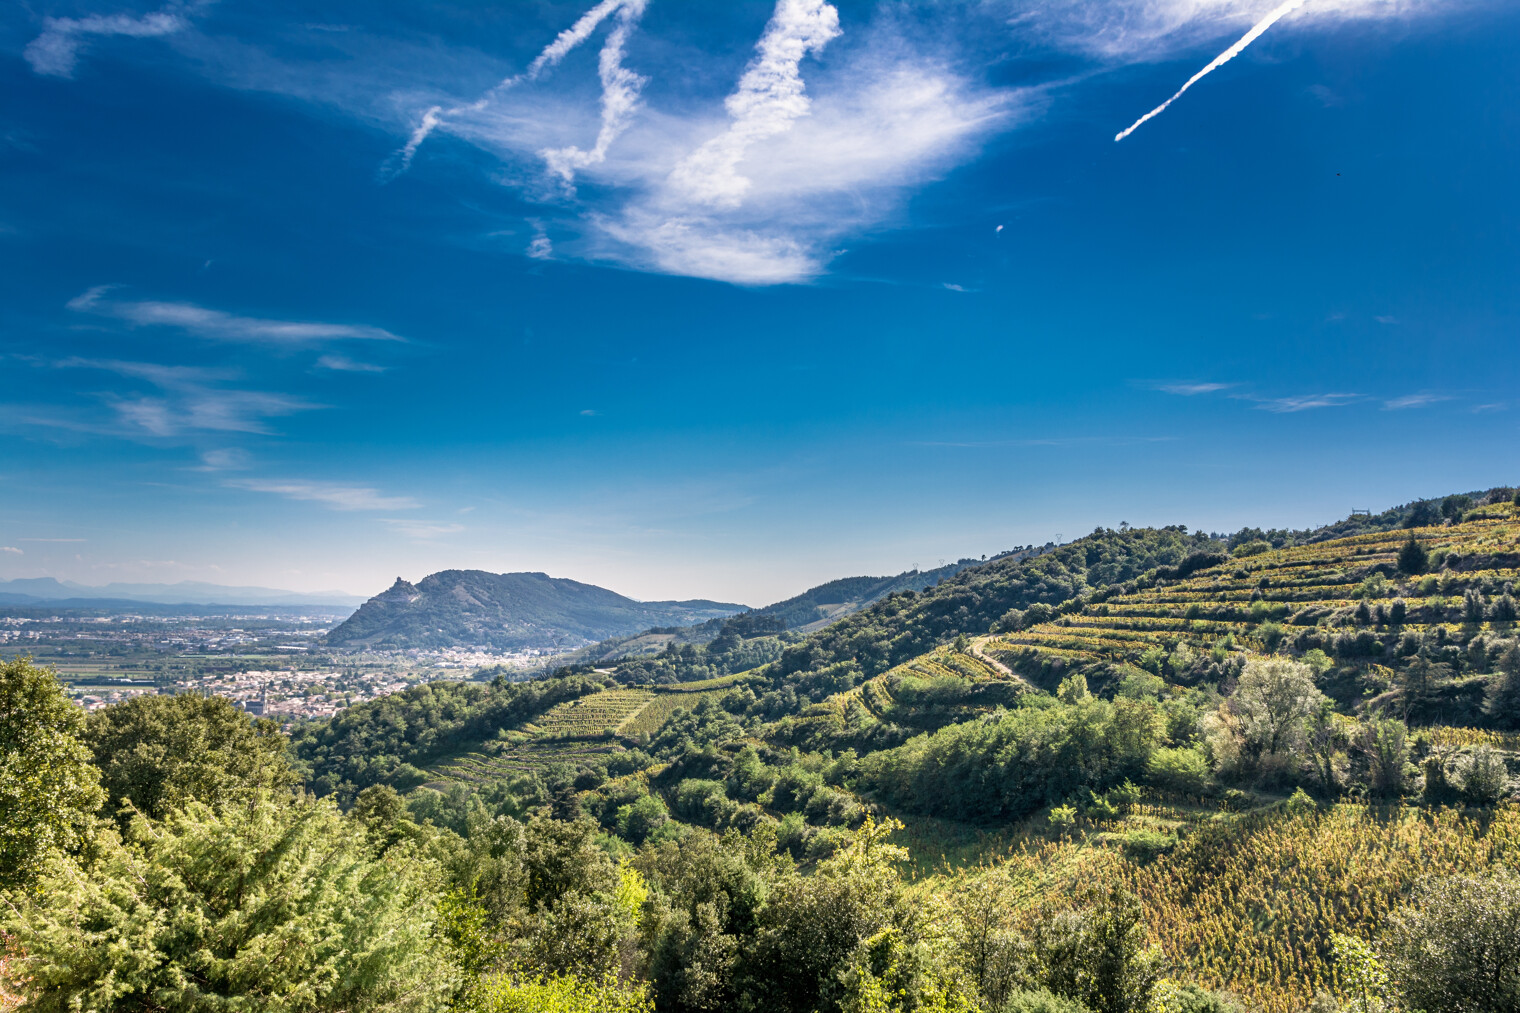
[382,0,638,180]
[1115,0,1309,142]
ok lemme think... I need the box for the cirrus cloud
[24,5,190,79]
[226,478,420,511]
[67,286,405,344]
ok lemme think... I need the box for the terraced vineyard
[427,674,759,788]
[775,647,1022,752]
[986,510,1520,692]
[527,688,657,738]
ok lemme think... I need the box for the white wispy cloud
[25,5,190,78]
[367,2,1016,284]
[111,391,313,436]
[195,448,252,471]
[1384,392,1451,410]
[55,357,318,437]
[382,519,466,540]
[527,222,554,260]
[601,44,1016,283]
[1023,0,1445,62]
[1246,392,1361,412]
[1158,381,1233,395]
[64,0,1455,286]
[68,286,404,344]
[315,354,388,373]
[1,547,22,555]
[542,0,650,185]
[227,479,419,511]
[385,0,647,181]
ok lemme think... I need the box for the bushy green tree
[1229,659,1326,759]
[638,829,773,1013]
[1029,887,1164,1013]
[617,793,671,845]
[1,792,455,1012]
[861,697,1163,821]
[737,818,961,1013]
[83,691,300,819]
[0,657,104,891]
[1383,871,1520,1013]
[1356,718,1415,797]
[1330,934,1391,1013]
[1145,747,1209,795]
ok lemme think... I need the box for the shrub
[1285,787,1317,815]
[1463,590,1486,624]
[1147,980,1244,1013]
[1232,541,1271,558]
[1119,670,1166,700]
[1120,830,1176,863]
[1455,746,1511,805]
[1001,989,1092,1013]
[462,973,653,1013]
[1146,747,1209,795]
[1031,886,1165,1013]
[1049,804,1078,828]
[1301,649,1333,677]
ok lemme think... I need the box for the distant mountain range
[0,577,365,608]
[325,571,749,651]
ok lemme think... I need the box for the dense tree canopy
[0,657,104,891]
[83,691,300,819]
[3,793,455,1012]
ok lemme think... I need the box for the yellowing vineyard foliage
[939,802,1520,1013]
[988,516,1520,679]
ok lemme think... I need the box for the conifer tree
[1397,535,1429,576]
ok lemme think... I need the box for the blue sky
[1,0,1516,605]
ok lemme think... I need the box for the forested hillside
[569,556,986,669]
[5,489,1520,1013]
